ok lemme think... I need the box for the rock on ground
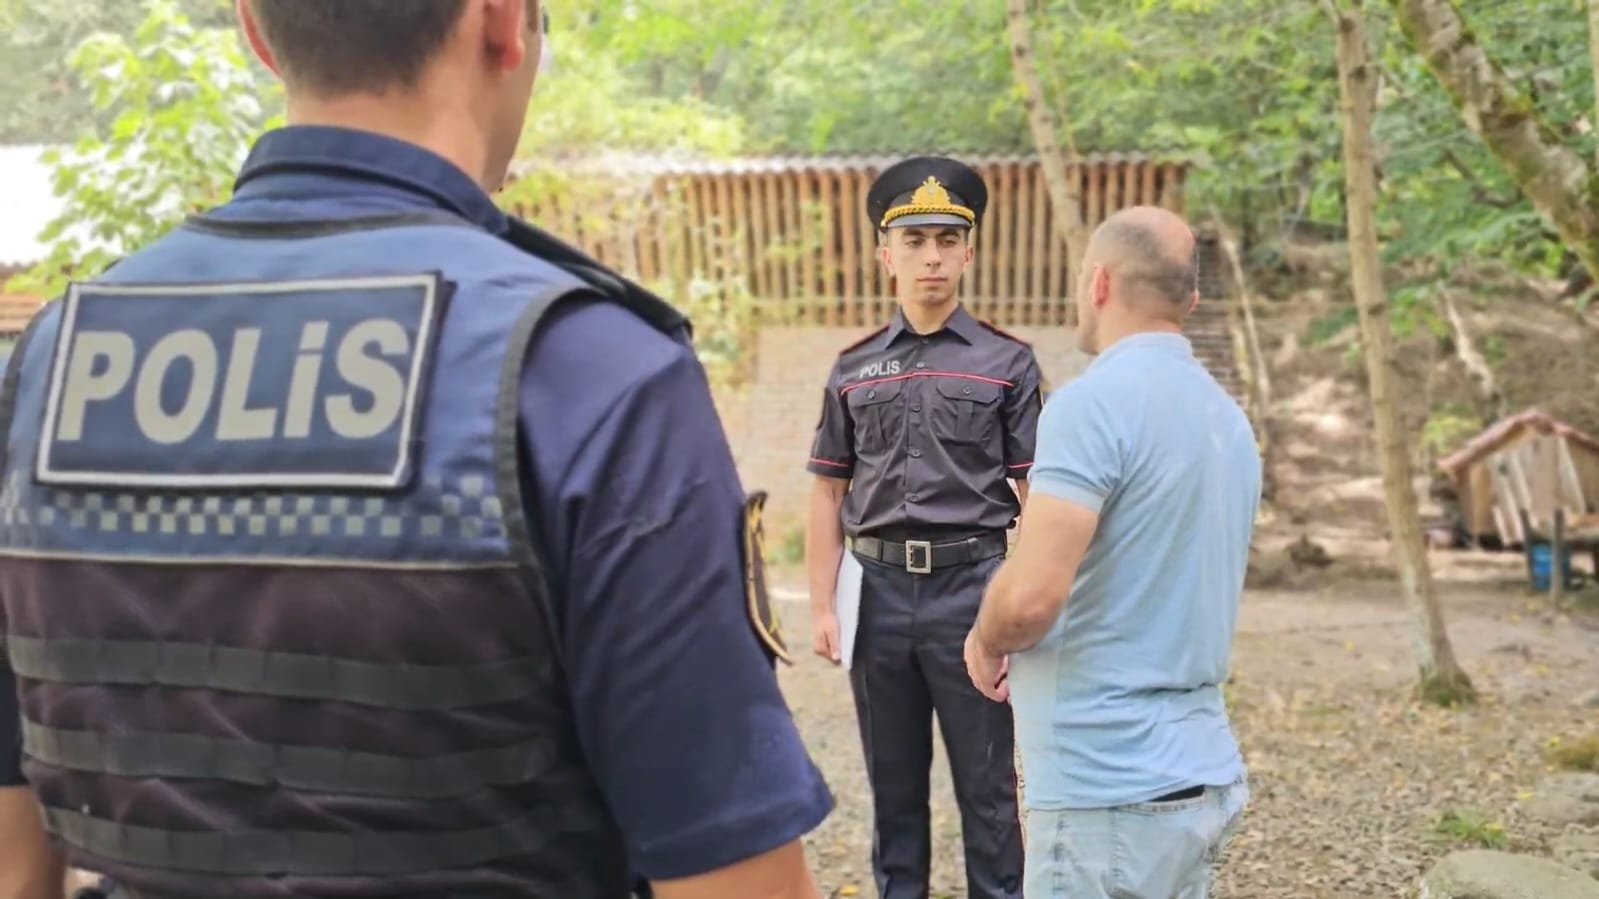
[1525,775,1599,829]
[1554,827,1599,880]
[1418,850,1599,899]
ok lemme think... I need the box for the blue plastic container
[1530,543,1575,591]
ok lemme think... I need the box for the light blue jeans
[1023,779,1248,898]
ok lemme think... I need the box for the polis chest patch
[35,274,445,491]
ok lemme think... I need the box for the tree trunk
[1590,0,1599,168]
[1389,0,1599,283]
[1440,292,1501,415]
[1005,0,1088,321]
[1326,0,1475,705]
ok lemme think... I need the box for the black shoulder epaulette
[837,324,890,356]
[978,318,1031,347]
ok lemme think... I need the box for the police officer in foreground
[0,1,833,897]
[805,157,1042,899]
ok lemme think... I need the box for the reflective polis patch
[36,275,445,492]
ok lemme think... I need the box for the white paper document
[834,550,864,670]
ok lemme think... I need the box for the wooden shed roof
[1437,409,1599,479]
[512,150,1193,178]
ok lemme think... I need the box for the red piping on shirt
[809,457,851,469]
[1007,461,1034,470]
[840,371,1014,395]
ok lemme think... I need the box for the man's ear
[1092,264,1112,308]
[1187,289,1200,315]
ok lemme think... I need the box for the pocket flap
[934,378,1002,404]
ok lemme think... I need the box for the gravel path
[775,576,1599,898]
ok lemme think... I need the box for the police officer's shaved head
[249,0,471,95]
[1087,205,1200,314]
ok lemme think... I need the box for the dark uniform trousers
[849,550,1023,899]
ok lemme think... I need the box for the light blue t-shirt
[1010,331,1261,810]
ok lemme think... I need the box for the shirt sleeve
[1028,380,1124,514]
[805,368,854,478]
[1003,350,1044,478]
[1,663,22,786]
[519,299,833,882]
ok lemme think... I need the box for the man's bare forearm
[976,563,1059,655]
[0,786,65,899]
[805,477,848,615]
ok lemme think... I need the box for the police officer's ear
[876,229,896,275]
[235,0,283,78]
[483,0,535,73]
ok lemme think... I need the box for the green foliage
[11,0,1597,336]
[1431,808,1507,849]
[11,0,281,298]
[1420,409,1482,457]
[1308,307,1359,346]
[0,0,240,143]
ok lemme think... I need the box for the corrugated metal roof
[0,144,67,269]
[512,150,1192,178]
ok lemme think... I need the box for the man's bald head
[1085,205,1200,318]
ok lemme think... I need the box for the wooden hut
[502,151,1192,328]
[0,293,44,351]
[1436,409,1599,550]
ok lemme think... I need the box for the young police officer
[0,2,832,897]
[806,157,1043,899]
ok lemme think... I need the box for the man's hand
[811,611,841,665]
[964,627,1010,703]
[805,476,849,667]
[0,785,66,899]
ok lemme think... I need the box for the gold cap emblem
[910,176,953,207]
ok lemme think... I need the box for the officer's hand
[964,627,1010,703]
[811,612,841,665]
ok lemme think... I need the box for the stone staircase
[1186,235,1248,410]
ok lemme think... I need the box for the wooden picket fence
[502,152,1191,327]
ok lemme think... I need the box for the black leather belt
[848,531,1008,574]
[1152,784,1205,803]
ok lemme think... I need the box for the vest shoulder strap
[499,217,690,341]
[182,210,693,342]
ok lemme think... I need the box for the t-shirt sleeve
[519,300,833,881]
[805,368,854,478]
[1027,381,1124,514]
[1003,351,1044,478]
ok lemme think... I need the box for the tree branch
[1389,0,1599,281]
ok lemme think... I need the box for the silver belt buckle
[904,539,933,574]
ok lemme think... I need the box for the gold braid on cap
[880,176,976,228]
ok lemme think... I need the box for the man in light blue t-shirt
[962,205,1261,898]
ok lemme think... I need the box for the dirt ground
[771,551,1599,899]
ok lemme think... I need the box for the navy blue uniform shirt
[0,126,833,881]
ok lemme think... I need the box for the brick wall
[714,324,1093,545]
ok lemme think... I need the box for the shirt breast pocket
[932,378,1003,445]
[846,381,904,454]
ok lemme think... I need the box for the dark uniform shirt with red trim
[808,304,1044,540]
